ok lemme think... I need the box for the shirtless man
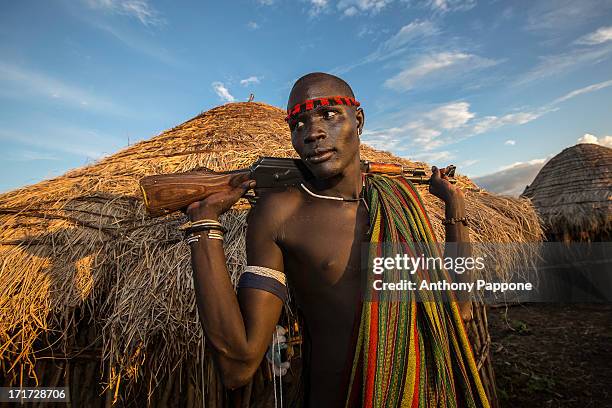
[185,72,471,407]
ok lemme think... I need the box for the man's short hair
[288,72,355,109]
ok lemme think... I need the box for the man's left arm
[430,166,473,321]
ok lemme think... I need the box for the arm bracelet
[441,216,470,226]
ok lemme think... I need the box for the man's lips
[306,148,335,164]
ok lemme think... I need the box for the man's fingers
[433,165,451,180]
[241,180,256,190]
[230,172,252,187]
[443,165,454,179]
[184,201,199,214]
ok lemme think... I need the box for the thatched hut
[0,102,542,407]
[521,143,611,302]
[522,143,612,242]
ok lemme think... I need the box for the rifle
[139,156,456,217]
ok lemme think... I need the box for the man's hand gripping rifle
[139,156,456,217]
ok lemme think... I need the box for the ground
[489,304,612,408]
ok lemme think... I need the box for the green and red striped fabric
[345,174,490,408]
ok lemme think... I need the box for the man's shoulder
[248,186,303,225]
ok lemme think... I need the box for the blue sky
[1,0,611,195]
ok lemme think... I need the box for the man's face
[287,86,364,180]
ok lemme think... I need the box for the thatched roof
[0,102,542,401]
[522,143,612,235]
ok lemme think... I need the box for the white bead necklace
[299,182,370,213]
[299,183,361,202]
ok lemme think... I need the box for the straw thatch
[0,102,542,406]
[522,143,612,240]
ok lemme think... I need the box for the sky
[1,0,611,195]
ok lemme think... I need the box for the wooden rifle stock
[139,169,251,217]
[139,157,456,217]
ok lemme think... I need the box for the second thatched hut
[522,142,612,242]
[521,142,611,302]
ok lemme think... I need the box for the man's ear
[356,108,365,136]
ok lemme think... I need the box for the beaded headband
[285,96,360,122]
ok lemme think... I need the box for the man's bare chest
[280,202,370,291]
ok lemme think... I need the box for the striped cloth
[344,174,490,408]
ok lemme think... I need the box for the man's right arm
[187,177,285,389]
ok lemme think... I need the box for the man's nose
[303,120,326,143]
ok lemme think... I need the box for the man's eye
[324,111,337,119]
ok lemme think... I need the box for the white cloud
[85,0,164,26]
[363,102,471,152]
[257,0,275,4]
[88,20,180,66]
[516,44,612,85]
[460,159,479,167]
[577,133,598,144]
[337,0,393,15]
[334,20,439,73]
[0,126,124,159]
[382,20,439,53]
[360,131,402,151]
[357,25,376,37]
[0,62,122,115]
[425,102,474,130]
[577,133,612,148]
[406,122,442,147]
[425,0,475,13]
[363,100,550,164]
[362,102,473,163]
[212,82,235,102]
[476,80,612,133]
[365,98,550,166]
[552,79,612,104]
[472,158,549,196]
[498,158,548,172]
[470,109,554,135]
[343,6,358,15]
[575,26,612,45]
[408,150,453,163]
[240,76,261,86]
[307,0,395,16]
[525,0,609,32]
[75,1,179,65]
[365,78,612,165]
[299,0,473,17]
[247,21,260,30]
[384,52,499,92]
[308,0,330,15]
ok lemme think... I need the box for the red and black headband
[285,96,361,122]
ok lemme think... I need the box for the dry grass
[522,143,612,236]
[0,102,543,401]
